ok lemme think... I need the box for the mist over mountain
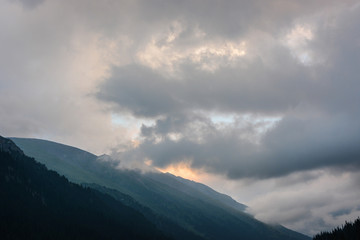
[11,137,310,240]
[2,1,360,236]
[0,136,170,239]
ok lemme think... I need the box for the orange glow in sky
[156,161,203,182]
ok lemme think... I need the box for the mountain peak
[0,136,24,155]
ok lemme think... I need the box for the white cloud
[136,21,247,75]
[202,169,360,236]
[283,24,315,65]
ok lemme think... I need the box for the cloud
[98,58,310,117]
[115,112,360,179]
[95,4,360,234]
[13,0,45,9]
[0,0,132,154]
[2,0,360,236]
[97,2,360,179]
[246,169,360,236]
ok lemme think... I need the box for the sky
[1,0,360,236]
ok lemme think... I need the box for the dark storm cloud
[97,57,311,118]
[330,208,352,218]
[97,0,360,120]
[14,0,45,9]
[97,66,180,117]
[98,1,360,179]
[130,114,360,179]
[140,114,202,137]
[122,0,352,39]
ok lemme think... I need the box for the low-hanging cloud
[97,59,310,118]
[97,1,360,180]
[117,113,360,179]
[2,0,360,235]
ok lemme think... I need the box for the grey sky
[1,0,360,236]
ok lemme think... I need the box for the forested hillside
[313,218,360,240]
[11,137,311,240]
[0,136,170,240]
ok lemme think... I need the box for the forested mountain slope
[11,137,311,240]
[0,136,170,240]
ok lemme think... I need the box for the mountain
[11,137,311,240]
[0,136,170,240]
[85,182,205,240]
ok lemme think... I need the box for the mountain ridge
[0,136,171,239]
[11,137,311,240]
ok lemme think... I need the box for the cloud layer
[97,1,360,179]
[1,0,360,236]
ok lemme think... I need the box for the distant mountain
[0,136,170,240]
[11,137,311,240]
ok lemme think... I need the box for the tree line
[313,217,360,240]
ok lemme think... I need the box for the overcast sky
[1,0,360,236]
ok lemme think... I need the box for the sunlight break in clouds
[156,161,203,182]
[2,0,360,236]
[137,21,247,74]
[284,24,314,65]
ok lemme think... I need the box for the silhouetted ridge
[0,137,23,155]
[0,136,171,240]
